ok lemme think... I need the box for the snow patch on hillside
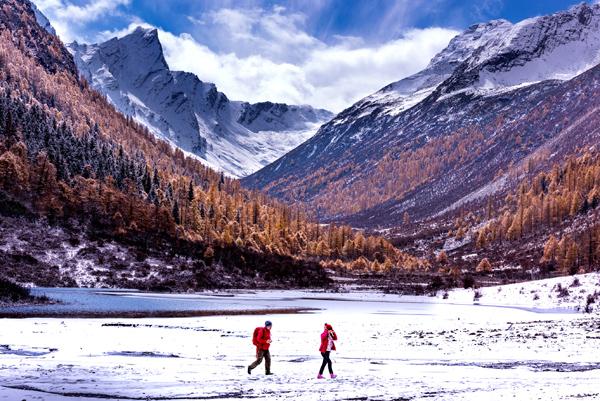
[434,175,509,218]
[442,273,600,313]
[30,2,56,36]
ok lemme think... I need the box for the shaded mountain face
[243,3,600,228]
[68,28,333,177]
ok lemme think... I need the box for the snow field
[442,272,600,313]
[1,288,599,400]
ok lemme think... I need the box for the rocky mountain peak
[67,27,333,177]
[102,27,168,81]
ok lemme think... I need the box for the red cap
[325,324,333,330]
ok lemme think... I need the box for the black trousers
[319,351,333,375]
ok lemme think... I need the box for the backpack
[252,327,262,346]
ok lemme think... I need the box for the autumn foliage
[0,0,424,278]
[475,151,600,275]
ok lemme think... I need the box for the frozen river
[0,289,599,400]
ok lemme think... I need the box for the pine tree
[172,200,180,225]
[188,181,194,202]
[152,167,160,188]
[436,250,448,266]
[542,235,559,264]
[476,258,492,273]
[218,172,224,192]
[142,168,151,194]
[3,111,17,147]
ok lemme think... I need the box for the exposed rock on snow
[68,28,333,177]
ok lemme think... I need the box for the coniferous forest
[0,0,423,291]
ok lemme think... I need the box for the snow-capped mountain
[68,28,333,177]
[244,3,600,227]
[330,4,600,127]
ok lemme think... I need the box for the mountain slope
[243,3,600,228]
[68,28,333,177]
[0,0,425,290]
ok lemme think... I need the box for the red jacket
[319,329,337,353]
[256,327,271,351]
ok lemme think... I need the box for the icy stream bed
[0,289,599,400]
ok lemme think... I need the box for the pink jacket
[319,329,337,353]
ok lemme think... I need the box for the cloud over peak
[34,0,458,112]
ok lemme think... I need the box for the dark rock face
[238,102,290,126]
[237,101,332,133]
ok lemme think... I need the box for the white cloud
[111,8,456,112]
[194,7,323,64]
[35,2,458,112]
[32,0,131,42]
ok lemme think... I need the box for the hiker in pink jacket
[317,323,337,379]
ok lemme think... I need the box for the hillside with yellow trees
[0,0,424,291]
[245,3,600,233]
[473,152,600,275]
[379,150,600,293]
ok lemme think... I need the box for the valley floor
[0,279,599,400]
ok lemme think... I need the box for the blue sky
[127,0,582,42]
[34,0,588,111]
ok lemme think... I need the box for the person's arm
[319,332,327,350]
[330,330,337,341]
[265,329,273,344]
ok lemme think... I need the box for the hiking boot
[247,366,251,375]
[330,374,337,379]
[266,372,274,375]
[317,374,324,379]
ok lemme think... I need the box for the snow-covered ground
[1,282,599,400]
[442,272,600,313]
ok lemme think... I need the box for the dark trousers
[319,351,333,375]
[249,348,271,373]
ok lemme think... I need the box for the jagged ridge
[68,28,333,177]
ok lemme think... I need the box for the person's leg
[249,349,264,371]
[264,350,271,373]
[319,352,329,375]
[327,352,333,374]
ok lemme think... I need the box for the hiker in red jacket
[248,320,273,375]
[317,323,337,379]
